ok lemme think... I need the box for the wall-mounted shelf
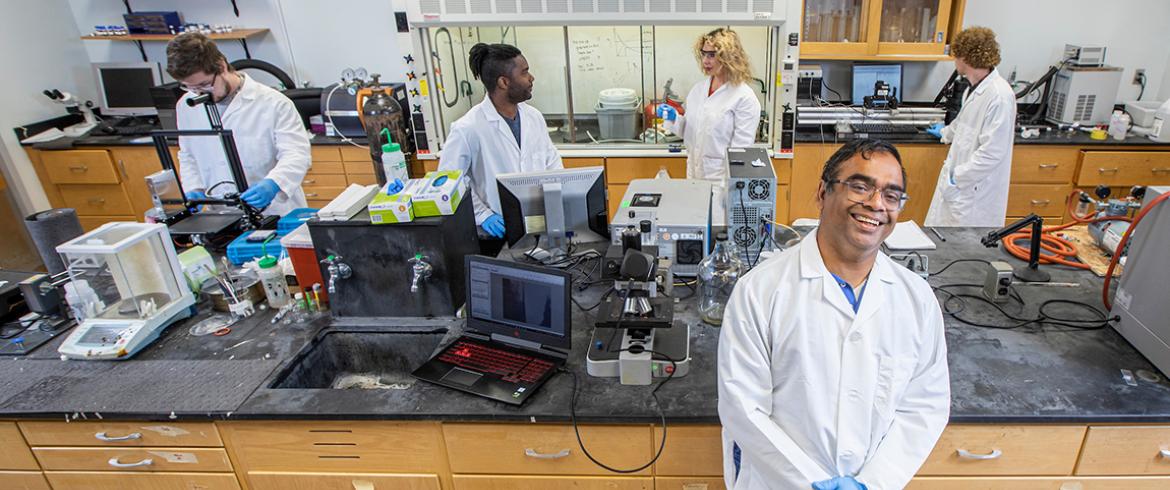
[81,28,268,61]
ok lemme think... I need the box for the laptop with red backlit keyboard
[412,255,571,405]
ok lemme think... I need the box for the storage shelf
[802,53,954,62]
[80,28,267,42]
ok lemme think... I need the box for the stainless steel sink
[270,328,449,390]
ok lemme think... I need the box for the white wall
[0,0,95,213]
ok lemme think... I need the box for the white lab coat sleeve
[730,93,761,148]
[952,99,1013,188]
[939,124,955,144]
[177,138,205,191]
[855,295,951,490]
[718,281,816,485]
[665,111,686,137]
[264,98,312,197]
[542,130,563,170]
[438,123,492,225]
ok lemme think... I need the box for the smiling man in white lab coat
[924,27,1017,227]
[167,33,310,217]
[438,43,562,252]
[719,139,950,490]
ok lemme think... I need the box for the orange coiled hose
[1001,190,1132,269]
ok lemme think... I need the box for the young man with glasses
[718,139,950,490]
[167,32,310,216]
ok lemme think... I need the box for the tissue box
[368,182,416,224]
[412,170,466,217]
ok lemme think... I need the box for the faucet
[320,255,352,294]
[409,254,432,293]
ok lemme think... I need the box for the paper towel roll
[23,208,83,275]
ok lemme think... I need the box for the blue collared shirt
[829,272,868,313]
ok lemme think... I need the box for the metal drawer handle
[1159,448,1170,459]
[1151,168,1170,173]
[306,193,319,198]
[1098,168,1120,174]
[1038,164,1058,169]
[1030,199,1051,206]
[524,448,571,459]
[88,198,106,205]
[108,456,153,468]
[956,448,1002,460]
[68,165,89,172]
[95,431,142,442]
[305,179,316,184]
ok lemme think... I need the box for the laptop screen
[466,256,571,350]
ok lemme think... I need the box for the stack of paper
[883,220,937,250]
[318,184,378,221]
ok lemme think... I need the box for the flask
[698,232,744,326]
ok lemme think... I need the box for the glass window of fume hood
[424,25,771,148]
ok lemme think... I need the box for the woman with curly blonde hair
[658,28,761,183]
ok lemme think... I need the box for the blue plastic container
[226,231,286,265]
[278,208,318,235]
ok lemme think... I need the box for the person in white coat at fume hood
[924,26,1017,227]
[658,28,761,183]
[439,42,562,255]
[168,32,310,217]
[719,139,950,490]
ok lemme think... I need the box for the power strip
[889,252,929,279]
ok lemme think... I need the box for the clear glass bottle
[698,232,745,326]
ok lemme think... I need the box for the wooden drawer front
[59,185,135,216]
[308,199,333,209]
[43,471,240,490]
[564,157,604,169]
[311,146,343,162]
[41,150,119,184]
[605,158,686,184]
[444,423,653,476]
[1007,184,1071,217]
[247,472,441,490]
[422,159,439,174]
[340,146,371,162]
[1007,216,1064,226]
[917,425,1086,476]
[303,185,346,201]
[654,425,722,476]
[657,477,726,490]
[33,447,232,472]
[19,421,222,447]
[775,185,791,225]
[453,475,652,490]
[348,174,379,186]
[78,215,136,232]
[220,421,443,474]
[773,158,792,185]
[1077,426,1170,475]
[0,422,38,470]
[1078,151,1170,186]
[1012,147,1078,183]
[608,184,628,220]
[0,471,51,490]
[908,476,1170,489]
[308,161,346,175]
[301,174,349,187]
[344,161,376,176]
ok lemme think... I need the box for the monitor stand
[542,181,568,261]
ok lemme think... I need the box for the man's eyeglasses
[180,72,218,94]
[825,178,908,210]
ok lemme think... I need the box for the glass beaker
[698,232,745,326]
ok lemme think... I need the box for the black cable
[571,287,614,312]
[929,258,991,276]
[205,180,237,196]
[821,78,843,102]
[933,284,1117,330]
[563,348,677,474]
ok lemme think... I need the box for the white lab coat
[666,79,761,182]
[718,231,950,490]
[924,69,1016,227]
[176,73,311,217]
[438,97,563,227]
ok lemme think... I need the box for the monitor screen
[466,256,570,350]
[497,166,608,247]
[94,63,161,116]
[851,64,903,105]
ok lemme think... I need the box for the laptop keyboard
[438,340,555,383]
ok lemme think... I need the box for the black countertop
[795,127,1170,147]
[1,229,1168,423]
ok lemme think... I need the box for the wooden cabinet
[1006,184,1070,219]
[246,471,442,490]
[19,421,222,447]
[918,425,1086,476]
[40,150,121,185]
[1011,147,1078,184]
[1076,426,1170,475]
[443,423,652,476]
[452,475,651,490]
[221,421,445,474]
[605,157,686,184]
[43,471,241,490]
[33,447,233,472]
[653,425,723,477]
[0,422,38,470]
[802,0,964,60]
[564,157,605,169]
[907,476,1170,489]
[1077,151,1170,187]
[0,471,51,490]
[656,476,727,490]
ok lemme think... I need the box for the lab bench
[1,229,1170,489]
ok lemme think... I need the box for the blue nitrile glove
[811,476,867,490]
[482,213,506,239]
[185,190,207,201]
[240,178,280,208]
[656,103,678,122]
[385,178,405,195]
[925,122,945,139]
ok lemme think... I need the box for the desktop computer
[497,166,610,260]
[852,63,902,106]
[93,62,164,135]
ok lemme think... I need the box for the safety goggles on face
[180,72,219,94]
[700,49,718,60]
[826,178,908,210]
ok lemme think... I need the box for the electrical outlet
[1134,69,1146,85]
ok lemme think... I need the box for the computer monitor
[93,62,162,116]
[497,166,609,256]
[852,63,903,106]
[465,255,571,350]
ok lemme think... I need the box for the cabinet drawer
[1076,426,1170,475]
[78,215,137,232]
[773,158,792,185]
[1011,147,1079,183]
[340,146,371,161]
[453,475,652,490]
[608,184,628,220]
[653,425,722,476]
[34,447,232,472]
[219,421,443,474]
[917,425,1086,476]
[605,157,686,184]
[311,146,343,162]
[43,471,240,490]
[41,150,120,184]
[1077,151,1170,186]
[303,185,346,201]
[60,185,134,216]
[247,471,441,490]
[908,476,1170,489]
[308,199,333,209]
[1007,184,1070,217]
[444,423,652,476]
[0,471,51,490]
[0,422,38,470]
[308,161,346,175]
[19,421,222,447]
[343,161,376,176]
[301,174,349,187]
[564,157,604,169]
[656,477,726,490]
[348,174,379,186]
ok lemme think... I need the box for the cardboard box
[412,170,466,217]
[368,181,416,224]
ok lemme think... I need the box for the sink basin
[271,328,448,390]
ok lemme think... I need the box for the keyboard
[850,123,921,134]
[437,340,554,384]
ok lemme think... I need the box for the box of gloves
[368,181,416,224]
[411,170,466,217]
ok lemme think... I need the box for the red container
[280,224,327,302]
